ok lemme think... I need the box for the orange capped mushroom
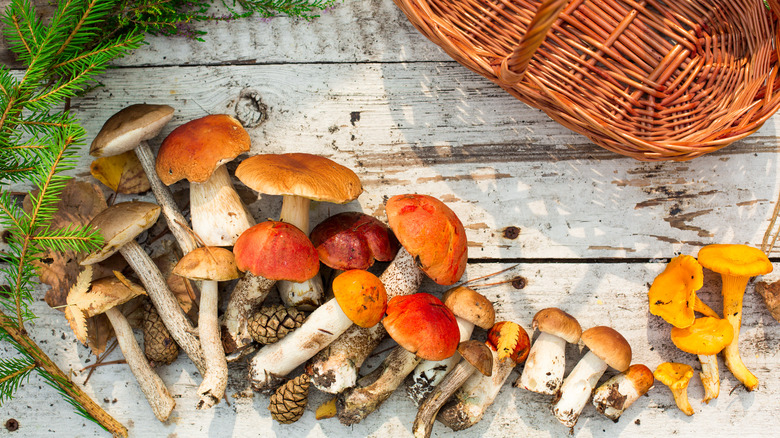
[333,269,388,328]
[648,255,718,328]
[654,362,695,416]
[671,316,733,403]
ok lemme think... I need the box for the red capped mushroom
[310,211,399,272]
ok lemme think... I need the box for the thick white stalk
[592,371,643,421]
[552,351,609,427]
[413,359,476,438]
[119,241,206,375]
[248,298,353,392]
[309,247,425,394]
[278,194,322,309]
[699,354,720,403]
[222,273,276,359]
[190,165,255,247]
[517,332,566,394]
[196,280,227,409]
[105,307,175,422]
[407,317,475,405]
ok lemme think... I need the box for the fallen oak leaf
[756,280,780,323]
[90,150,150,194]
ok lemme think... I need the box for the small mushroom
[671,316,733,403]
[648,255,719,329]
[592,364,654,422]
[235,153,363,309]
[173,247,241,409]
[697,244,772,390]
[412,340,492,438]
[81,202,205,375]
[516,308,582,395]
[654,362,695,416]
[552,326,631,428]
[248,270,387,392]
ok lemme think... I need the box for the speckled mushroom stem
[721,275,759,390]
[105,307,175,422]
[699,354,720,403]
[134,141,198,255]
[551,351,609,427]
[413,359,478,438]
[222,273,276,359]
[337,346,421,425]
[190,165,255,247]
[196,280,228,409]
[119,241,206,375]
[277,194,323,309]
[516,332,566,394]
[309,247,425,394]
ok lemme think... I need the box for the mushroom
[648,255,719,328]
[90,104,197,255]
[309,194,468,394]
[654,362,695,416]
[516,307,582,395]
[697,244,772,390]
[592,364,654,422]
[69,271,175,422]
[221,221,320,359]
[412,340,492,438]
[336,292,460,425]
[407,286,495,405]
[235,153,363,309]
[437,321,531,431]
[81,201,206,375]
[671,316,733,403]
[248,269,386,392]
[552,326,631,428]
[155,114,255,246]
[172,246,241,409]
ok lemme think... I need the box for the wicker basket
[393,0,780,161]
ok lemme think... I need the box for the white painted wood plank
[1,262,778,437]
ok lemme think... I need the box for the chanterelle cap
[532,308,582,344]
[442,286,495,330]
[581,326,632,372]
[90,104,174,157]
[697,244,773,278]
[173,246,241,282]
[81,201,161,265]
[671,316,733,355]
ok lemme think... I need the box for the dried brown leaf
[90,150,150,194]
[756,280,780,323]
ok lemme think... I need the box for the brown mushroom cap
[697,244,773,278]
[90,104,174,157]
[79,274,147,317]
[235,153,363,203]
[532,308,582,344]
[155,114,250,185]
[457,340,493,376]
[172,246,241,282]
[232,221,319,282]
[671,317,734,355]
[442,286,495,330]
[581,326,632,372]
[81,201,161,265]
[309,211,399,270]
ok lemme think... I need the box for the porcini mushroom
[248,269,386,392]
[222,221,320,358]
[552,326,631,428]
[407,286,495,405]
[156,114,255,246]
[654,362,695,416]
[90,104,197,254]
[437,321,530,431]
[671,316,733,403]
[413,340,492,438]
[309,194,467,394]
[516,307,582,395]
[81,201,205,375]
[336,293,460,425]
[697,244,772,390]
[235,153,363,309]
[592,364,654,422]
[173,247,241,409]
[310,211,399,272]
[648,255,719,328]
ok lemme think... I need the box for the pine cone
[142,299,179,365]
[268,374,310,424]
[248,304,305,344]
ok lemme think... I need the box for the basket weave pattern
[394,0,780,160]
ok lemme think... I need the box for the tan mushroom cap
[697,244,773,278]
[80,273,147,317]
[532,308,582,344]
[81,201,161,265]
[442,286,495,330]
[235,153,363,203]
[581,326,632,372]
[457,340,493,376]
[156,114,250,185]
[173,246,241,282]
[90,104,174,157]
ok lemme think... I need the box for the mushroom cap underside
[90,104,174,157]
[81,201,161,265]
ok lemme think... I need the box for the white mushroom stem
[413,358,479,438]
[190,164,255,247]
[248,297,353,392]
[119,241,206,375]
[517,332,567,394]
[699,354,720,403]
[337,346,421,425]
[551,351,609,427]
[591,370,645,422]
[437,347,516,431]
[195,280,227,409]
[407,316,475,405]
[278,194,322,309]
[104,307,175,422]
[309,247,425,393]
[222,273,276,359]
[134,141,198,254]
